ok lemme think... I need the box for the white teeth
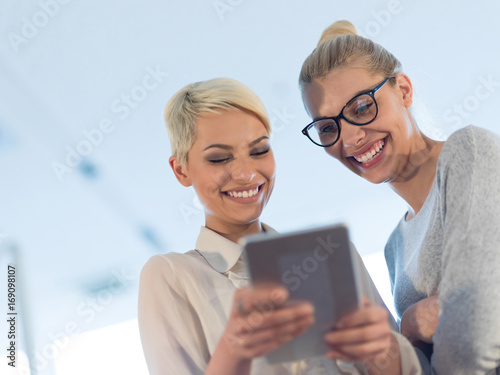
[227,187,259,198]
[354,140,385,164]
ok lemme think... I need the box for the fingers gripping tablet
[240,223,362,364]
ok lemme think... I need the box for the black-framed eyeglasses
[302,77,394,147]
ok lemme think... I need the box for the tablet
[240,223,362,364]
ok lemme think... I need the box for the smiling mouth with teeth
[224,186,261,198]
[353,139,385,164]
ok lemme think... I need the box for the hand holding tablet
[241,224,363,364]
[220,286,315,362]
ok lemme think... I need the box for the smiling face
[302,67,419,184]
[170,109,275,234]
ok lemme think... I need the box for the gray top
[385,125,500,375]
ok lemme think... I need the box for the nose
[231,157,256,184]
[340,121,367,148]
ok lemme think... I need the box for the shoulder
[141,251,195,270]
[442,125,500,160]
[140,251,203,285]
[438,126,500,177]
[451,125,500,141]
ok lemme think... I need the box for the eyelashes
[207,147,270,164]
[208,158,230,164]
[251,148,270,157]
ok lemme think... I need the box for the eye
[319,124,336,134]
[314,119,338,135]
[347,96,375,119]
[355,101,373,114]
[206,154,233,164]
[251,147,270,157]
[208,158,230,164]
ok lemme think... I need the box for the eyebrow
[340,85,375,109]
[312,83,379,122]
[203,136,269,151]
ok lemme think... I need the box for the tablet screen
[241,223,361,364]
[279,251,335,329]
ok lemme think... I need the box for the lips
[222,184,263,199]
[346,136,388,168]
[352,139,385,164]
[226,187,259,198]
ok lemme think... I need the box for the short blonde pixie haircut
[164,78,271,167]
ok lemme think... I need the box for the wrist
[206,332,252,375]
[363,334,401,375]
[400,305,417,344]
[221,331,252,365]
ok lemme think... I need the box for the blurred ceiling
[1,0,499,373]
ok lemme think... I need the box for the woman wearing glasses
[299,20,500,375]
[138,77,423,374]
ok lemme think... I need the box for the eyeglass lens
[308,93,377,146]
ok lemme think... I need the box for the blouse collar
[195,223,276,273]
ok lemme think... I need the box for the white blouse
[138,225,422,375]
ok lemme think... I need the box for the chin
[365,177,387,185]
[357,170,389,184]
[237,212,264,225]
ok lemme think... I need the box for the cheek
[193,169,229,199]
[262,167,276,203]
[210,169,231,190]
[263,153,277,179]
[266,160,277,195]
[325,145,342,161]
[267,172,276,193]
[268,160,277,180]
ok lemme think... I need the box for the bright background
[1,0,499,374]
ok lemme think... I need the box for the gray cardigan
[385,126,500,375]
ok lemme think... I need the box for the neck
[389,135,444,220]
[205,219,264,244]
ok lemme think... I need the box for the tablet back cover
[241,224,361,364]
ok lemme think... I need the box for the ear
[394,73,413,108]
[169,155,192,187]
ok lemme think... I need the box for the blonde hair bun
[317,20,358,46]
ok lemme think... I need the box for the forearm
[363,333,402,375]
[432,284,500,374]
[400,295,439,346]
[205,334,252,375]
